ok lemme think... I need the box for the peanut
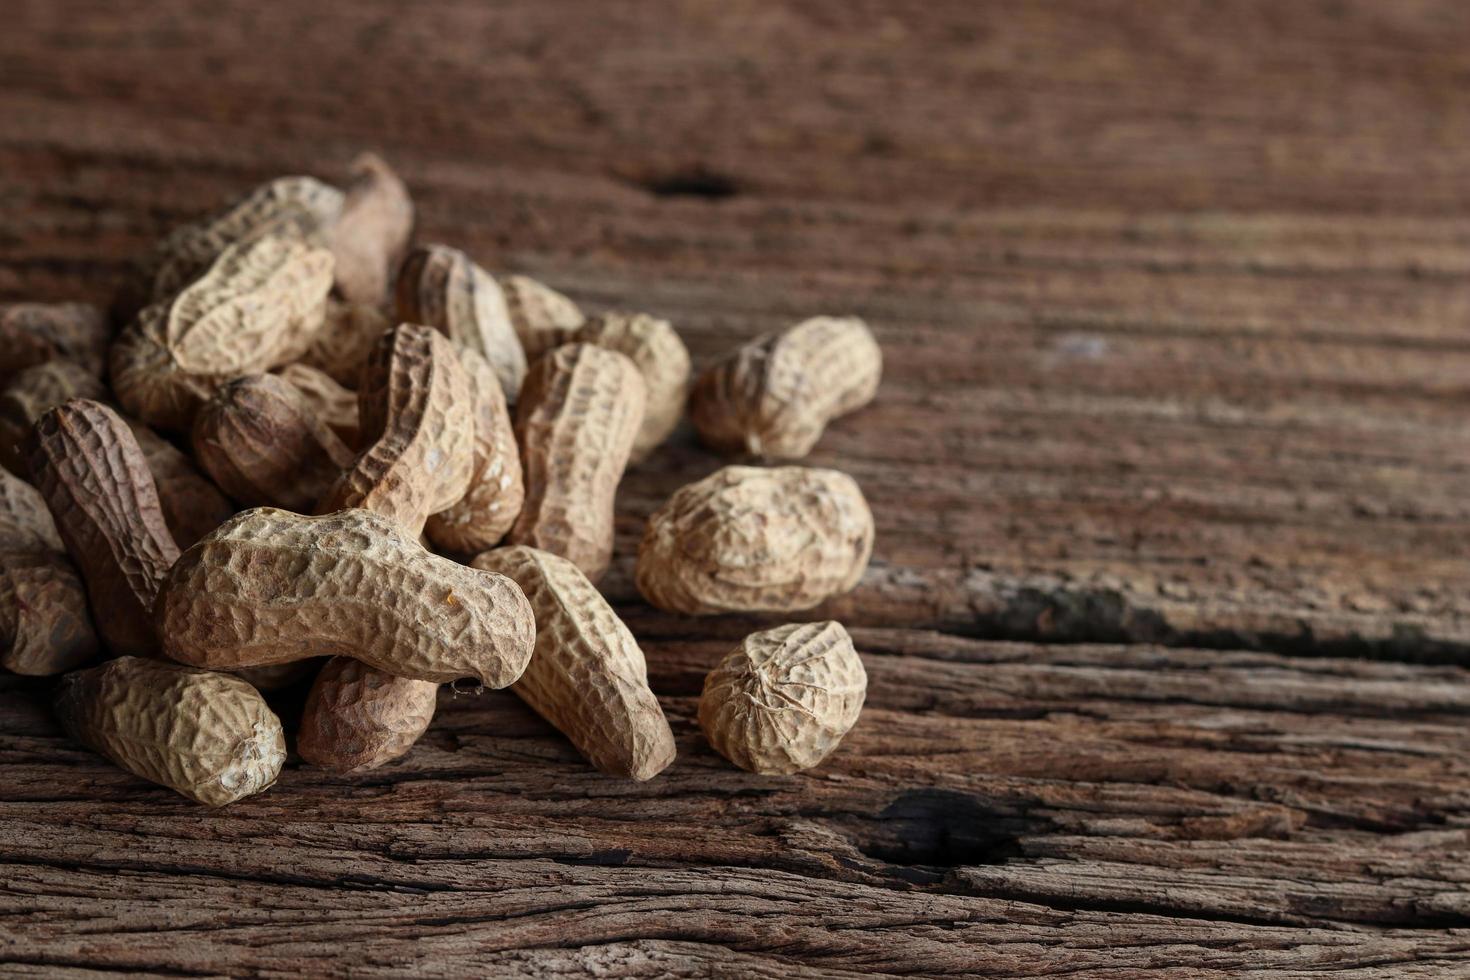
[299,299,392,390]
[501,274,585,361]
[54,656,286,806]
[508,344,645,582]
[276,362,362,447]
[297,656,439,772]
[473,546,675,780]
[0,302,110,383]
[424,346,524,554]
[27,400,182,657]
[636,465,873,615]
[573,312,690,463]
[395,244,528,401]
[158,507,535,686]
[193,373,354,511]
[325,154,414,308]
[0,468,99,675]
[689,316,881,459]
[0,361,107,474]
[698,621,866,774]
[110,228,335,431]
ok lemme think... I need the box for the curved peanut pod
[473,546,675,780]
[55,656,285,806]
[0,466,65,551]
[0,361,108,474]
[110,229,335,431]
[27,400,180,657]
[508,344,645,582]
[193,374,354,511]
[0,302,110,383]
[298,299,391,390]
[501,274,584,362]
[318,324,475,537]
[573,312,690,463]
[424,347,524,554]
[636,465,874,615]
[690,316,881,460]
[126,423,236,549]
[326,154,414,308]
[158,507,535,686]
[276,362,362,447]
[298,658,439,772]
[395,245,527,401]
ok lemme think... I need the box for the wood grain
[3,0,1470,974]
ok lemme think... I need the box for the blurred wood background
[3,1,1470,975]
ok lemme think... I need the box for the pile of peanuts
[0,155,881,805]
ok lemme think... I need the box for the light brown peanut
[699,621,866,774]
[689,316,881,459]
[299,298,392,390]
[636,465,873,615]
[508,344,645,582]
[0,467,99,675]
[0,303,110,383]
[110,228,335,431]
[193,373,354,511]
[158,507,535,686]
[501,274,585,361]
[395,244,528,401]
[276,362,362,447]
[424,347,524,554]
[297,656,440,772]
[0,361,108,474]
[55,656,286,806]
[326,153,414,307]
[473,546,675,780]
[573,312,690,463]
[27,399,182,657]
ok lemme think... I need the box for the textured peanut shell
[117,175,343,320]
[54,656,286,806]
[0,302,110,383]
[327,154,414,307]
[0,466,66,552]
[193,374,354,511]
[501,274,585,361]
[298,657,438,772]
[473,546,675,780]
[395,245,528,401]
[318,325,475,537]
[508,344,645,582]
[689,316,881,459]
[110,229,335,431]
[699,621,866,774]
[424,347,524,554]
[573,312,690,463]
[299,299,391,390]
[158,507,535,686]
[276,362,362,447]
[0,361,108,474]
[636,465,874,615]
[27,400,181,657]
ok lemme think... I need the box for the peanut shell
[501,274,585,361]
[698,621,866,774]
[473,546,675,780]
[0,361,108,474]
[573,312,690,463]
[689,316,881,459]
[54,656,286,806]
[276,362,362,447]
[299,299,392,390]
[326,154,414,307]
[508,344,645,582]
[297,657,439,772]
[636,465,873,615]
[0,302,110,383]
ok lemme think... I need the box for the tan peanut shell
[0,303,110,383]
[508,344,645,582]
[0,468,99,675]
[472,546,675,780]
[690,316,881,459]
[0,361,108,474]
[27,400,182,657]
[424,347,524,554]
[698,621,866,775]
[326,154,414,307]
[158,507,535,686]
[636,465,873,615]
[54,656,286,806]
[395,244,528,401]
[501,274,585,361]
[318,324,475,536]
[110,229,335,431]
[299,299,391,390]
[276,362,362,447]
[297,657,439,771]
[193,374,354,511]
[573,312,690,463]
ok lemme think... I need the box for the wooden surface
[4,1,1470,975]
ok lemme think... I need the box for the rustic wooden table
[4,1,1470,976]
